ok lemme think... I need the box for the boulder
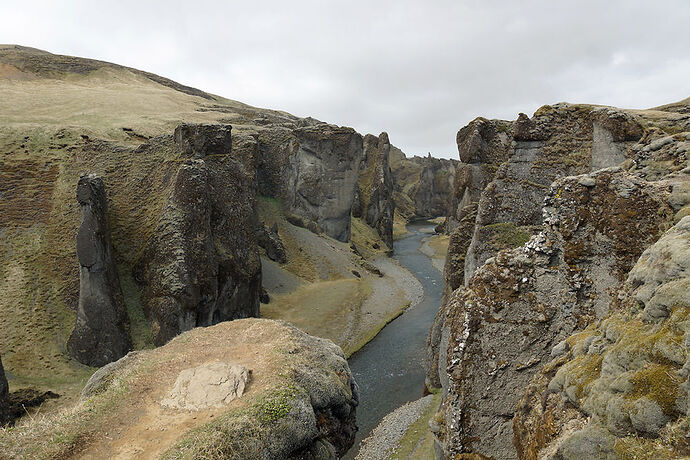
[257,223,287,264]
[134,125,262,346]
[67,174,131,367]
[52,319,358,459]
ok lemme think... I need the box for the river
[344,221,443,458]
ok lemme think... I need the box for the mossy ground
[483,222,531,250]
[389,392,442,460]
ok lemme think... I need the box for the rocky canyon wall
[390,148,459,221]
[428,100,690,459]
[134,124,262,346]
[352,132,395,249]
[256,121,364,242]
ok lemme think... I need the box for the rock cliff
[353,132,395,249]
[257,122,364,242]
[390,148,458,221]
[429,99,690,459]
[134,124,262,346]
[464,104,644,283]
[67,174,131,366]
[513,217,690,460]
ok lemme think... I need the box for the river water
[344,222,443,458]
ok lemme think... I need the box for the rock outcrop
[257,222,287,264]
[514,216,690,460]
[67,174,131,367]
[464,104,644,283]
[390,148,458,221]
[353,132,395,249]
[428,100,690,459]
[257,123,363,242]
[432,169,674,459]
[18,319,359,459]
[161,361,251,411]
[134,124,262,346]
[443,118,513,294]
[427,118,513,389]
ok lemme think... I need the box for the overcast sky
[2,1,689,158]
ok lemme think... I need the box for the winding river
[345,222,443,458]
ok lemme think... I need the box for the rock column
[68,174,131,367]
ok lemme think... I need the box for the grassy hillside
[0,45,303,395]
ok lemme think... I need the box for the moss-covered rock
[133,124,262,346]
[513,216,690,459]
[433,168,674,459]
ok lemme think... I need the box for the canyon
[0,44,688,460]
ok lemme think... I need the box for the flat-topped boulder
[4,319,359,459]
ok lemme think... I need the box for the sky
[1,1,689,158]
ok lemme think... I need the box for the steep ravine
[345,221,443,458]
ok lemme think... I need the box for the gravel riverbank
[355,394,434,460]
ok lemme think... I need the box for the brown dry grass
[260,279,370,349]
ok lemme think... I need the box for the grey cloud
[1,0,689,158]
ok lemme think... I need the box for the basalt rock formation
[257,122,363,242]
[442,118,514,295]
[427,104,647,389]
[353,132,395,249]
[390,148,458,221]
[464,104,644,283]
[429,99,690,459]
[427,118,513,389]
[514,216,690,460]
[134,124,262,346]
[67,174,131,367]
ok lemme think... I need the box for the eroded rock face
[390,148,458,221]
[428,118,513,389]
[464,104,645,283]
[134,124,262,346]
[433,169,674,459]
[356,132,395,248]
[67,174,131,367]
[514,216,690,460]
[257,122,363,242]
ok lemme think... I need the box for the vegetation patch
[389,392,442,459]
[484,222,531,250]
[628,363,680,415]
